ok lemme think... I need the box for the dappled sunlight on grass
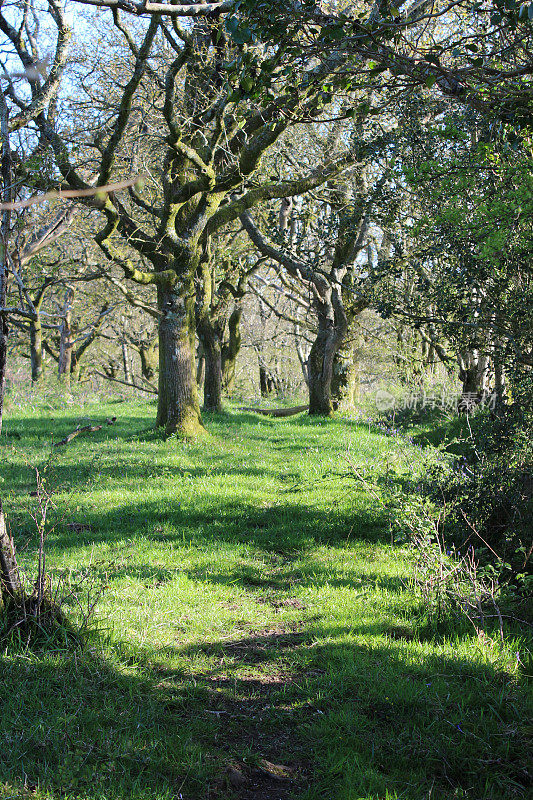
[0,400,530,800]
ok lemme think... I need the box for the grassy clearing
[0,398,531,800]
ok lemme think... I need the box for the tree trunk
[30,317,44,382]
[0,89,11,434]
[140,339,158,381]
[71,356,81,382]
[222,306,242,396]
[457,351,491,411]
[122,340,132,383]
[332,322,362,410]
[202,336,223,412]
[307,299,347,416]
[197,311,224,412]
[0,285,7,426]
[58,289,74,393]
[156,284,205,437]
[0,498,22,609]
[331,342,357,411]
[196,341,206,388]
[308,332,334,415]
[259,364,271,398]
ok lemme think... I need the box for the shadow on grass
[182,563,407,594]
[1,621,529,800]
[37,496,388,556]
[2,409,530,798]
[1,413,152,439]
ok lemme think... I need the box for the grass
[0,397,531,800]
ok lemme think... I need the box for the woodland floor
[0,396,531,800]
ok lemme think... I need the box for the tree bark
[308,329,335,415]
[0,498,22,609]
[222,306,242,396]
[30,316,44,382]
[140,339,158,381]
[331,324,362,411]
[121,339,132,383]
[307,295,347,416]
[0,89,10,433]
[331,342,356,411]
[457,350,491,411]
[156,283,205,436]
[197,310,224,412]
[58,289,74,392]
[196,341,205,388]
[259,364,272,398]
[202,335,223,412]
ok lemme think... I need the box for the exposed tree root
[238,405,309,418]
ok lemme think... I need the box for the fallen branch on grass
[54,417,117,447]
[238,405,308,418]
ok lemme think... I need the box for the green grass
[0,398,531,800]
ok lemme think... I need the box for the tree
[237,0,533,128]
[393,107,533,406]
[0,0,73,606]
[3,3,369,435]
[196,232,261,411]
[241,133,396,414]
[69,0,533,129]
[0,0,134,609]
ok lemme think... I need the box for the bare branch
[0,177,146,211]
[72,0,234,16]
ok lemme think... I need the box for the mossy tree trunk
[331,343,356,411]
[196,341,206,388]
[58,288,74,393]
[140,337,158,381]
[196,250,248,411]
[196,272,225,413]
[202,333,223,412]
[308,287,348,416]
[240,168,375,417]
[259,363,280,397]
[30,316,44,382]
[156,282,205,437]
[331,320,363,411]
[222,306,242,396]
